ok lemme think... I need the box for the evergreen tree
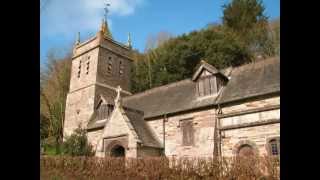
[222,0,274,58]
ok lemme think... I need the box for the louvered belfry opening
[197,75,225,97]
[96,104,114,121]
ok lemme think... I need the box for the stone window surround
[265,136,280,156]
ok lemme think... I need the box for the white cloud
[41,0,144,37]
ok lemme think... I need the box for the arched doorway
[110,145,125,157]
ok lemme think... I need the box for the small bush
[61,126,94,156]
[40,156,280,180]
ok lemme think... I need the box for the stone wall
[87,129,104,151]
[221,123,280,157]
[220,96,280,157]
[64,85,96,137]
[64,38,101,138]
[69,48,100,92]
[147,108,216,158]
[97,47,132,92]
[137,146,162,157]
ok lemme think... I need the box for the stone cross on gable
[115,85,122,107]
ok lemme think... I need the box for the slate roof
[87,111,108,130]
[87,105,162,148]
[122,57,279,118]
[87,57,279,135]
[123,107,162,148]
[216,57,280,103]
[122,79,219,119]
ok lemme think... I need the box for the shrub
[40,156,280,180]
[61,126,94,156]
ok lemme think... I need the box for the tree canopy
[131,0,279,93]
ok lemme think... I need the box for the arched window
[238,144,255,157]
[267,137,280,156]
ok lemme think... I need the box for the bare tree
[40,49,72,153]
[144,31,173,52]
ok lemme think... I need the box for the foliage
[268,18,280,56]
[62,126,94,156]
[131,26,252,93]
[222,0,274,57]
[40,50,72,153]
[40,156,280,180]
[131,0,279,93]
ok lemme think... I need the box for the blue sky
[40,0,279,65]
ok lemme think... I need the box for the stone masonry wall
[64,85,96,137]
[87,129,104,151]
[147,108,216,158]
[221,123,280,157]
[220,96,280,157]
[96,47,132,92]
[137,146,162,157]
[64,40,100,138]
[69,48,100,92]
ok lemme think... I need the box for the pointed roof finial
[115,85,122,107]
[76,32,80,45]
[127,32,132,49]
[100,2,112,38]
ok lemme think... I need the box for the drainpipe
[217,103,223,158]
[213,107,219,157]
[213,102,223,158]
[163,114,167,155]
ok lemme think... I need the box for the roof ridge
[124,78,192,100]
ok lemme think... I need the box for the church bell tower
[63,5,133,137]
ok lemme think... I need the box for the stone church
[63,19,280,158]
